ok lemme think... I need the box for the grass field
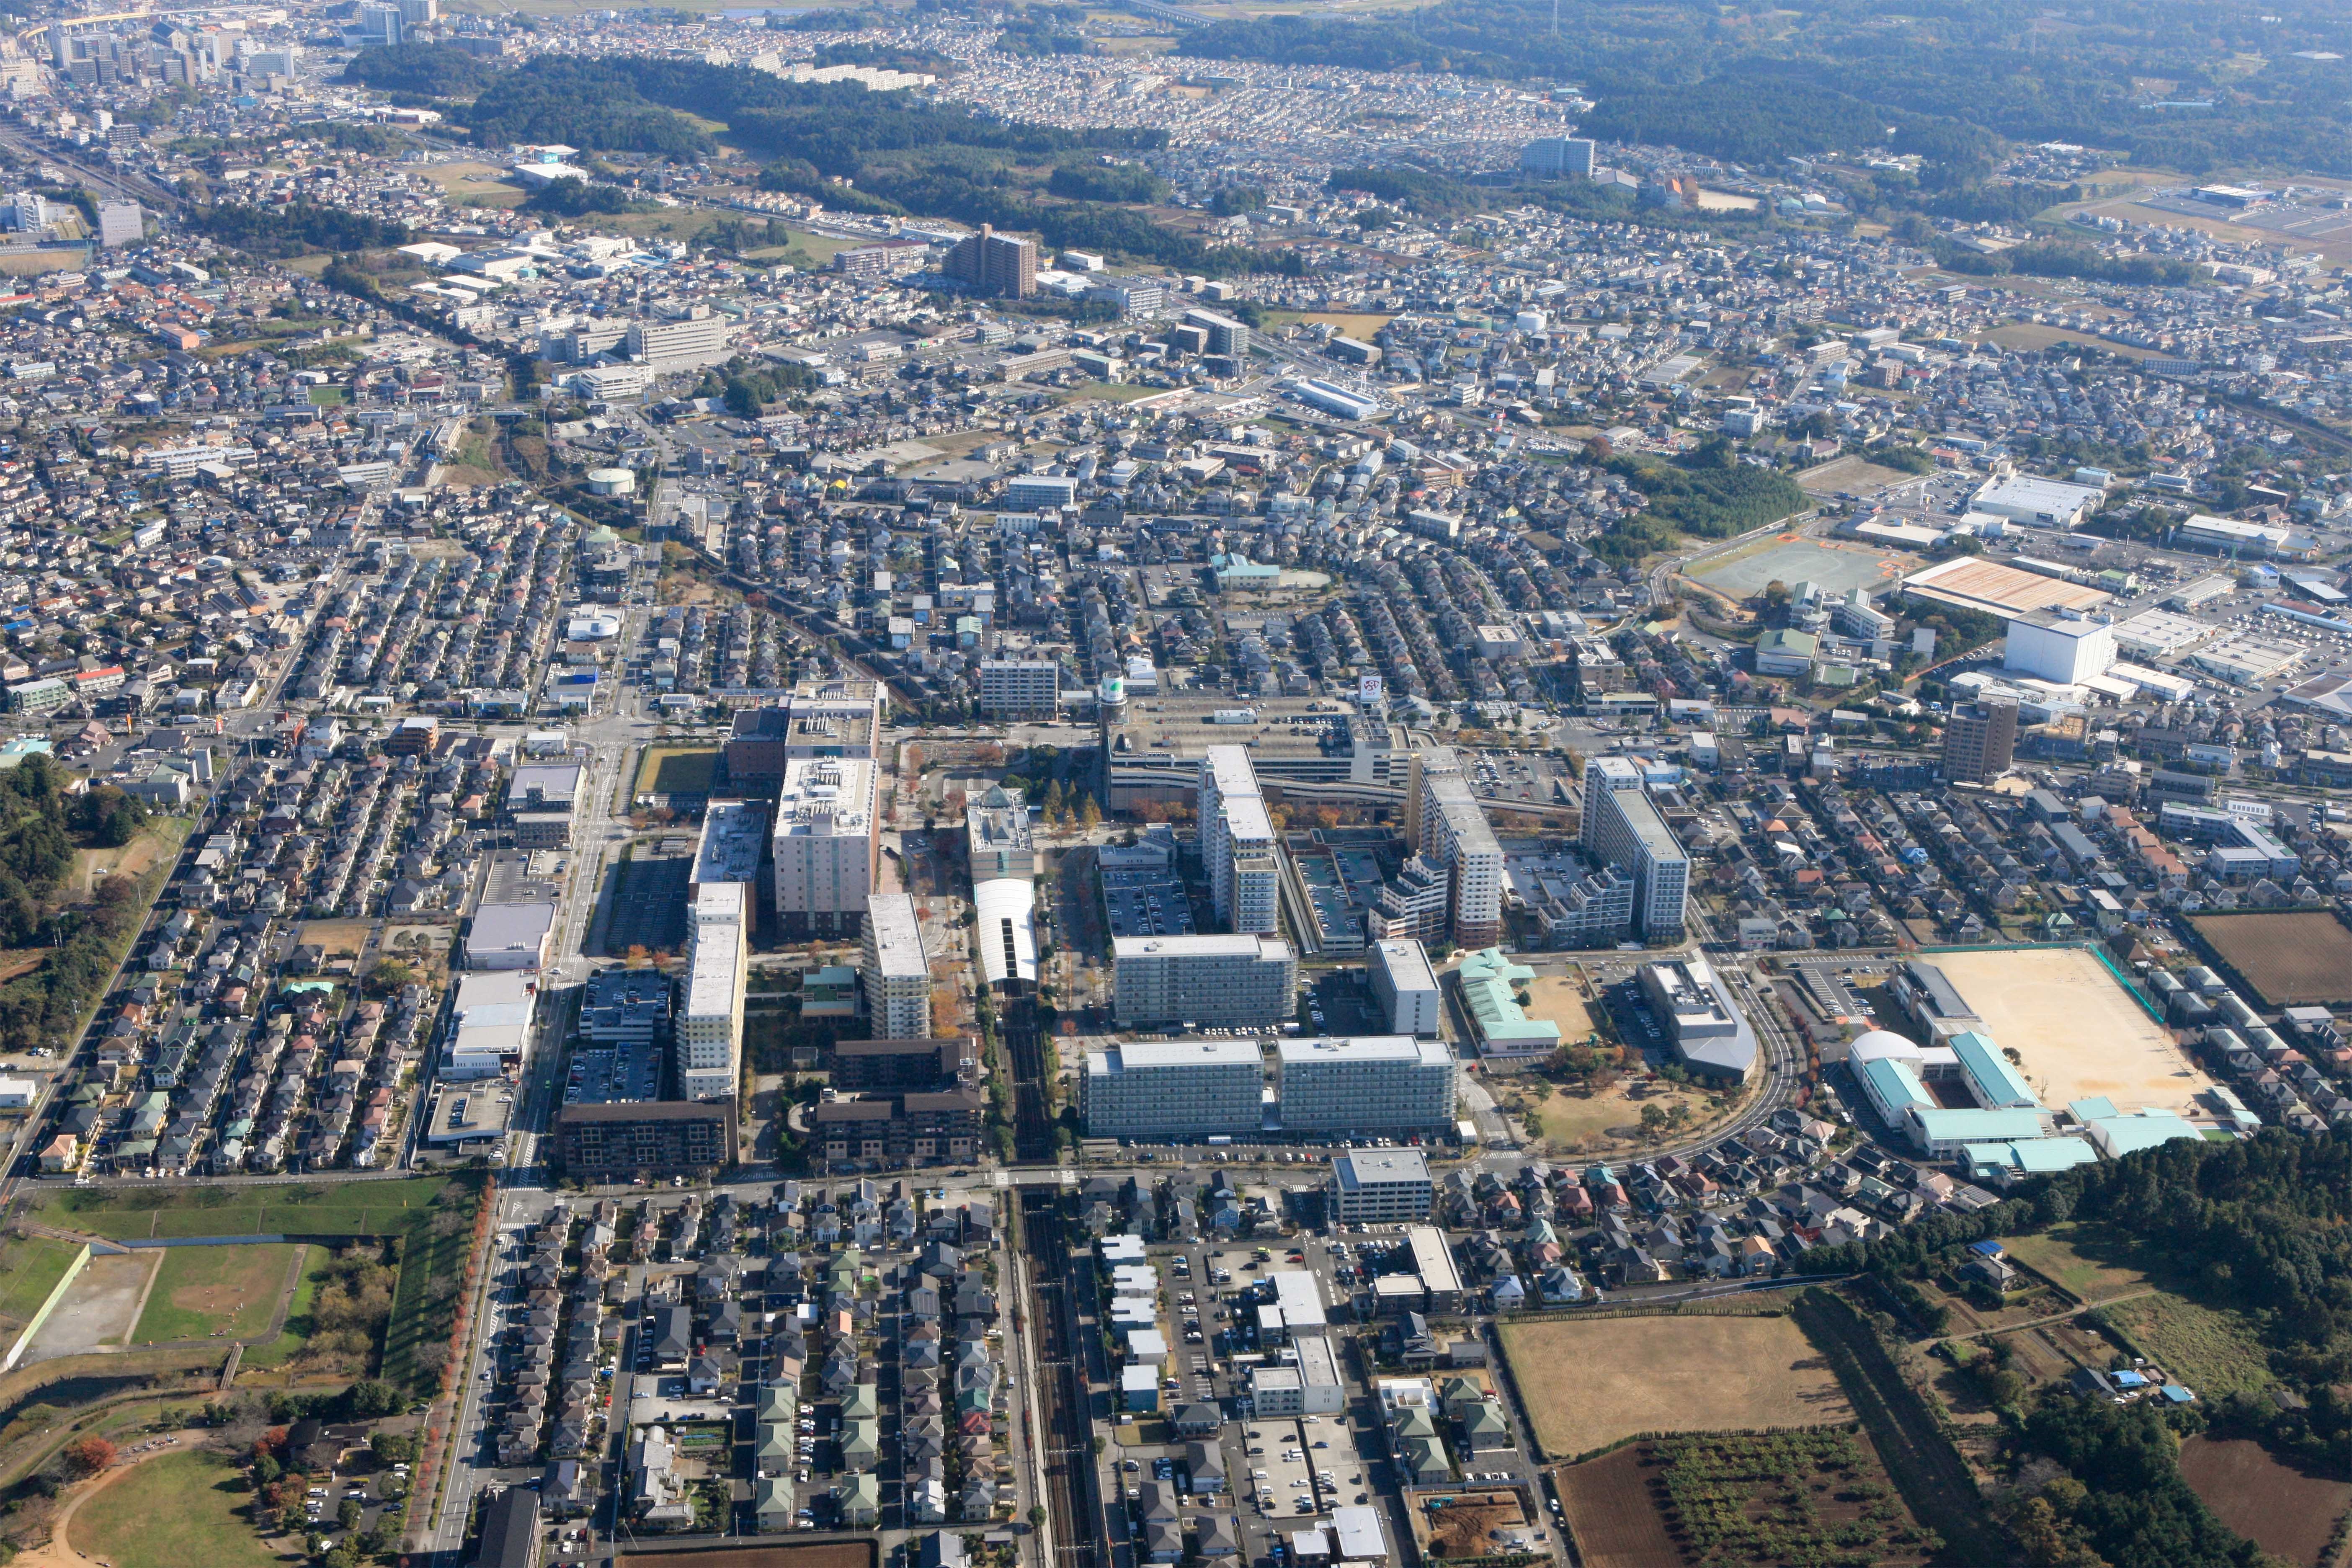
[0,1235,82,1334]
[1497,1315,1852,1458]
[2102,1292,2272,1396]
[635,746,719,797]
[1796,453,1926,497]
[1999,1222,2153,1303]
[2178,1436,2352,1568]
[129,1243,297,1344]
[71,1449,280,1568]
[1262,309,1396,339]
[2189,911,2352,1006]
[242,1245,335,1370]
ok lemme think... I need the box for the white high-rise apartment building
[677,883,747,1100]
[627,311,732,373]
[1199,745,1282,935]
[1419,769,1503,946]
[772,756,878,935]
[1581,756,1689,939]
[1276,1036,1459,1134]
[1081,1040,1265,1139]
[862,892,931,1038]
[1112,934,1297,1030]
[1368,938,1442,1037]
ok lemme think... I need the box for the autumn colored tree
[62,1438,116,1476]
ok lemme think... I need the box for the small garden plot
[1645,1429,1942,1568]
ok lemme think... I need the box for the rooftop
[693,798,768,885]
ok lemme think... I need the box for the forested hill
[1175,0,2352,178]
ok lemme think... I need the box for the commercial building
[978,659,1059,721]
[1100,694,1404,811]
[722,683,884,792]
[1112,934,1298,1030]
[771,758,878,934]
[678,885,747,1101]
[626,312,732,373]
[1579,758,1688,940]
[1418,765,1503,946]
[862,892,932,1038]
[1941,700,2018,782]
[1367,938,1442,1037]
[96,201,142,248]
[466,901,557,972]
[1276,1037,1459,1135]
[580,970,672,1045]
[1970,474,2106,531]
[555,1099,738,1178]
[945,225,1037,298]
[2005,609,2117,685]
[1635,960,1758,1084]
[1900,556,2113,619]
[1081,1039,1266,1139]
[444,970,537,1081]
[1199,745,1282,936]
[966,784,1034,882]
[1331,1148,1435,1222]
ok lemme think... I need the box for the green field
[635,745,719,796]
[2000,1223,2154,1303]
[0,1234,82,1333]
[2102,1292,2273,1397]
[34,1178,481,1392]
[72,1449,280,1568]
[130,1244,297,1344]
[39,1178,456,1240]
[242,1244,337,1369]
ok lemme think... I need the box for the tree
[1079,796,1101,831]
[344,1380,404,1419]
[363,959,412,996]
[1639,1102,1670,1135]
[62,1437,116,1476]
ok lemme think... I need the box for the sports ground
[1931,947,2216,1115]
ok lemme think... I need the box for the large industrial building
[861,892,932,1039]
[1199,745,1282,936]
[771,756,879,935]
[1579,757,1689,940]
[1276,1036,1459,1135]
[1112,934,1298,1030]
[1081,1039,1266,1139]
[2004,609,2118,686]
[1970,474,2106,530]
[1899,556,2112,620]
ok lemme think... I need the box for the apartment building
[677,884,747,1100]
[1368,938,1442,1037]
[814,1087,984,1165]
[862,892,931,1038]
[556,1099,736,1178]
[771,756,878,934]
[978,659,1059,721]
[1112,934,1297,1030]
[1942,700,2019,783]
[1276,1036,1459,1135]
[945,225,1037,298]
[1081,1039,1265,1139]
[1418,767,1504,947]
[1580,756,1689,940]
[690,797,766,901]
[1199,745,1282,935]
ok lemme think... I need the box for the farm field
[1929,946,2215,1114]
[2177,1436,2352,1568]
[129,1243,298,1344]
[1999,1222,2154,1303]
[69,1449,279,1568]
[2102,1291,2272,1396]
[1496,1314,1852,1458]
[2189,911,2352,1006]
[1555,1429,1939,1568]
[635,745,719,797]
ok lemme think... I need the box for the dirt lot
[1413,1488,1534,1559]
[1796,453,1925,497]
[1553,1446,1680,1568]
[2179,1437,2352,1567]
[1497,1315,1852,1458]
[1928,947,2215,1114]
[1520,974,1598,1042]
[299,920,372,960]
[2190,911,2352,1006]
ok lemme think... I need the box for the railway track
[1019,1190,1105,1568]
[1003,994,1055,1163]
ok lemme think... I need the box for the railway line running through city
[1003,994,1057,1163]
[1019,1189,1106,1568]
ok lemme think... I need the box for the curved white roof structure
[973,877,1037,990]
